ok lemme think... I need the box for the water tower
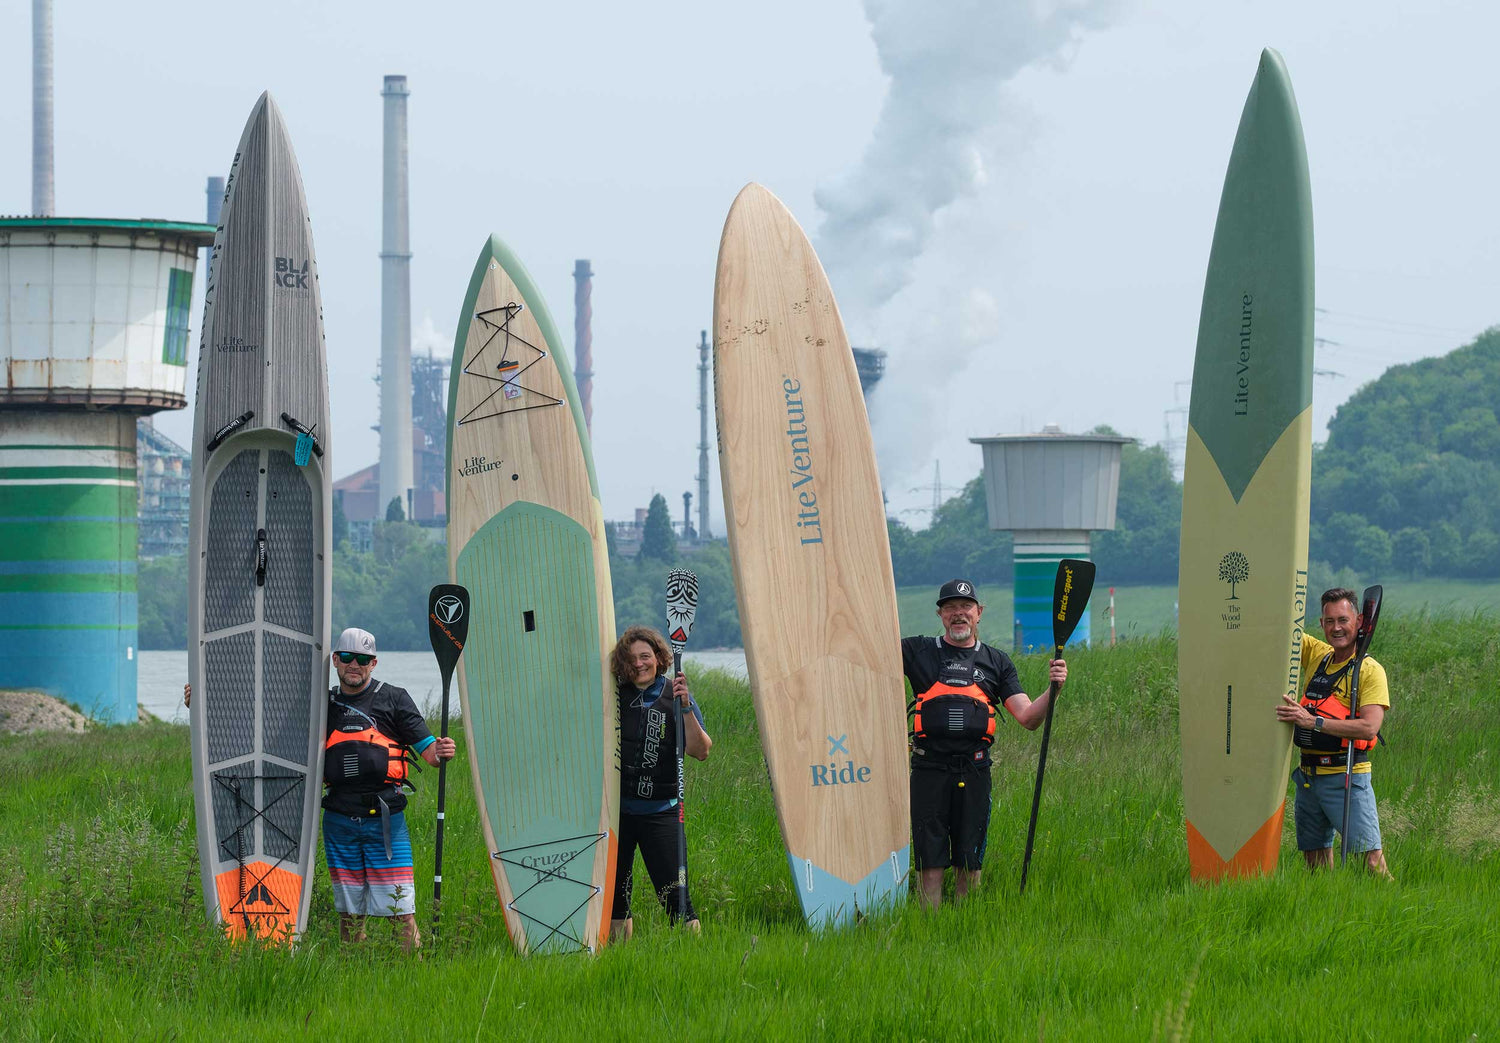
[1,217,215,721]
[970,426,1129,650]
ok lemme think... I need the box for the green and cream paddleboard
[1179,49,1314,881]
[445,235,618,953]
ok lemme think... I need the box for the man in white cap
[323,626,455,951]
[902,579,1067,909]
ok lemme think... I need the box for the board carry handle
[427,583,470,938]
[1020,558,1096,894]
[665,568,699,927]
[207,410,254,453]
[1340,584,1382,867]
[279,412,324,458]
[254,529,268,588]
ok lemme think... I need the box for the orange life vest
[324,698,414,794]
[910,680,996,748]
[1294,653,1377,764]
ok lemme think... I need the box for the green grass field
[3,615,1498,1040]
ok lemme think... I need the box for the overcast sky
[3,0,1496,529]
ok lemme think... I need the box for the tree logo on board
[1218,551,1250,600]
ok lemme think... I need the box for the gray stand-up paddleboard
[188,93,332,941]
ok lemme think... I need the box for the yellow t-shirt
[1300,633,1389,774]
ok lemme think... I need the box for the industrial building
[1,217,214,722]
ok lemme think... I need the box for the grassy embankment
[3,615,1498,1040]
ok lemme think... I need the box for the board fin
[1186,803,1284,881]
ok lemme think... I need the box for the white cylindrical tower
[1,217,215,721]
[379,74,414,520]
[969,426,1130,650]
[32,0,55,216]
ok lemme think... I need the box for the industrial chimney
[32,0,54,216]
[696,330,711,539]
[379,75,414,519]
[205,176,225,227]
[574,260,594,435]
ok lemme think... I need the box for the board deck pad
[713,183,910,927]
[188,92,332,941]
[1178,49,1314,881]
[446,237,617,954]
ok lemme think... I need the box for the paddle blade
[1052,559,1096,649]
[1356,584,1383,655]
[428,584,470,683]
[665,569,699,653]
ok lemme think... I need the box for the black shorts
[910,755,992,871]
[611,808,697,923]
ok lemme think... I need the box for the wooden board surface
[445,236,618,954]
[713,183,909,927]
[188,92,332,940]
[1178,49,1314,881]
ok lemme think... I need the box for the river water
[138,649,749,723]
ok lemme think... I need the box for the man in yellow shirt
[1275,587,1391,877]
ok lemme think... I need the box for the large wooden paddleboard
[1179,49,1314,881]
[713,183,909,927]
[188,92,332,939]
[446,236,617,954]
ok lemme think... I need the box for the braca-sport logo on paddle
[782,376,823,546]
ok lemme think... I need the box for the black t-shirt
[324,679,433,815]
[901,636,1023,756]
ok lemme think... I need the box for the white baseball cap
[333,627,377,655]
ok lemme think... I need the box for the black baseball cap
[936,579,980,605]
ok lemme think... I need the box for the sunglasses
[335,652,374,665]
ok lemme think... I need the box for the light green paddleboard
[445,236,618,953]
[1179,48,1314,881]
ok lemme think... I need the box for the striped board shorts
[322,809,416,916]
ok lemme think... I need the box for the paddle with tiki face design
[664,568,699,925]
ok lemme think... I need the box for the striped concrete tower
[0,217,215,721]
[970,427,1129,651]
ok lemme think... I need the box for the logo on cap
[957,582,972,596]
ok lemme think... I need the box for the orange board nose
[1186,803,1285,881]
[214,862,304,942]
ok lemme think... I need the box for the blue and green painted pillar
[1012,532,1092,652]
[0,412,138,722]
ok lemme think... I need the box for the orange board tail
[1186,804,1284,881]
[214,862,304,943]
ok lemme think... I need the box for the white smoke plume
[816,0,1115,508]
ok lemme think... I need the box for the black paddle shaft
[1340,585,1382,867]
[427,584,470,935]
[1020,559,1096,895]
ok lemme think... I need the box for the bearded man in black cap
[902,578,1067,908]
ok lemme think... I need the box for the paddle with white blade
[664,568,699,926]
[427,583,469,938]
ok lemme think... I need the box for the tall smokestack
[379,75,414,519]
[696,330,711,539]
[206,176,225,226]
[32,0,54,216]
[573,260,594,435]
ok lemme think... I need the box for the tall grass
[2,616,1497,1040]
